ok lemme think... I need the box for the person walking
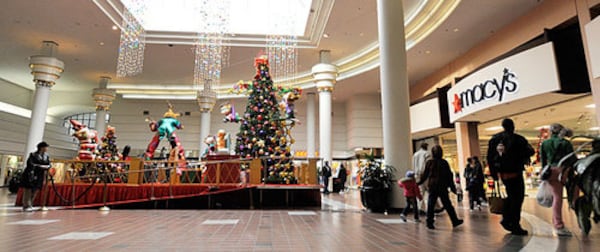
[472,156,487,204]
[487,118,535,236]
[540,123,575,236]
[337,163,348,192]
[322,161,332,194]
[465,157,484,211]
[417,145,463,230]
[413,142,431,212]
[399,170,422,222]
[21,142,51,212]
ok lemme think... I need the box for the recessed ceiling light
[586,103,596,108]
[485,126,503,131]
[99,42,105,46]
[112,25,118,30]
[589,126,600,131]
[425,50,431,54]
[453,28,459,32]
[323,33,330,38]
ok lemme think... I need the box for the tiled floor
[0,188,598,251]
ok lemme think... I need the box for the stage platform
[15,183,321,209]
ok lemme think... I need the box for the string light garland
[116,2,146,78]
[193,0,230,90]
[266,2,299,86]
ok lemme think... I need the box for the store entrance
[440,95,596,195]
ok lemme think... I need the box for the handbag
[536,181,553,208]
[488,181,505,215]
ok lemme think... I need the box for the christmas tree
[99,126,121,161]
[229,56,300,184]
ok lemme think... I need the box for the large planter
[360,186,389,213]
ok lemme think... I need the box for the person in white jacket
[413,143,430,211]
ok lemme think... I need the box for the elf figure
[144,103,185,163]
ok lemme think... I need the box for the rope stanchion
[49,176,98,205]
[99,173,110,212]
[40,169,49,212]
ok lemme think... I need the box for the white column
[0,155,9,186]
[197,80,217,156]
[575,1,600,123]
[312,51,338,163]
[306,92,316,158]
[92,77,116,139]
[199,111,212,155]
[376,0,412,208]
[95,110,108,138]
[24,42,64,158]
[24,83,52,156]
[318,90,332,162]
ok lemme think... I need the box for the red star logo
[452,94,462,113]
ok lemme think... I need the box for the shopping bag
[488,181,505,215]
[536,181,553,208]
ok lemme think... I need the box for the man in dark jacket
[322,161,332,194]
[487,119,534,235]
[417,145,463,230]
[21,142,51,212]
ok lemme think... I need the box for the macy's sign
[452,68,518,113]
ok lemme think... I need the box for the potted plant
[359,154,395,213]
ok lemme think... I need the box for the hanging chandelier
[267,35,298,85]
[266,3,299,86]
[116,1,146,78]
[193,0,230,90]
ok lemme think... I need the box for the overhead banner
[447,42,561,123]
[585,16,600,79]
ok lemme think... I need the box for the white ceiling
[331,0,544,101]
[0,0,545,117]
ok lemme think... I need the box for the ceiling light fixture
[534,125,550,130]
[425,50,431,54]
[323,33,330,38]
[453,28,459,32]
[485,126,503,131]
[589,126,600,131]
[112,25,118,30]
[586,103,596,108]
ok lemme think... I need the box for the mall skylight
[120,0,312,36]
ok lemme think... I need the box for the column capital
[312,63,338,92]
[29,55,64,88]
[197,90,217,113]
[92,88,117,111]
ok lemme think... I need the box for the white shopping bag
[536,181,553,208]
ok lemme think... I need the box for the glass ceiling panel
[120,0,312,36]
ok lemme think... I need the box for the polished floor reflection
[0,188,597,251]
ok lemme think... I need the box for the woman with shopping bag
[540,123,577,236]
